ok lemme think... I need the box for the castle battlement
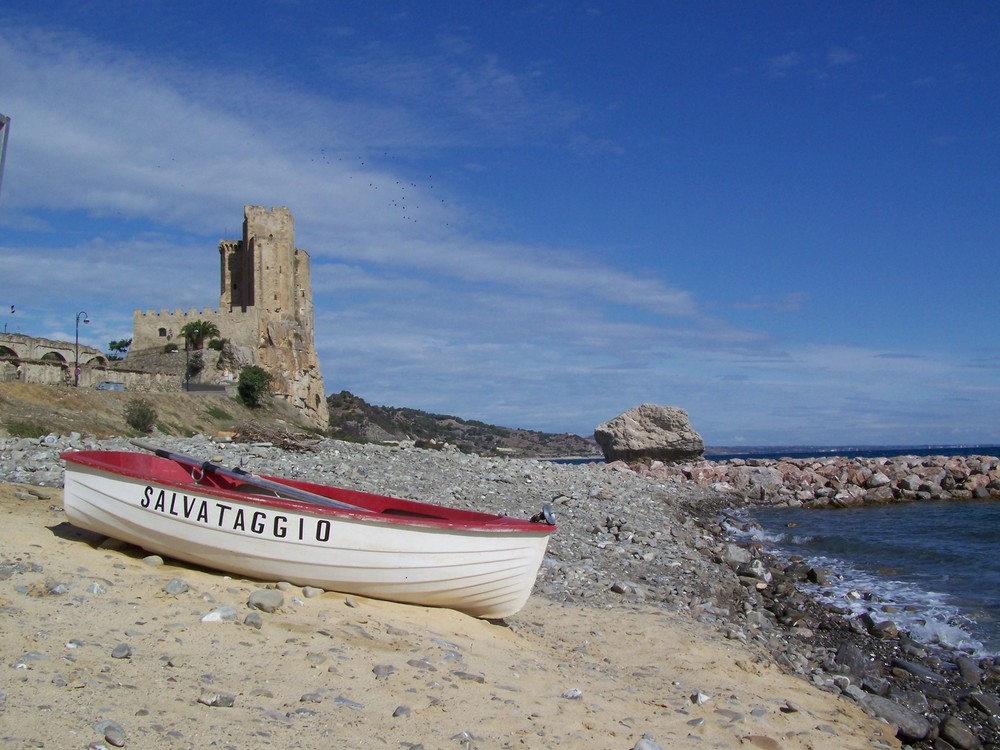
[136,308,220,318]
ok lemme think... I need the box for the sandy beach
[0,481,897,749]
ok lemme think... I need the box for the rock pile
[731,547,1000,747]
[629,453,1000,506]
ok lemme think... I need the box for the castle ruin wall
[129,205,329,429]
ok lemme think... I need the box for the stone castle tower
[132,206,329,429]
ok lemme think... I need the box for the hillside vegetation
[328,390,600,458]
[0,383,313,441]
[0,383,601,459]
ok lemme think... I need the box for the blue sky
[1,2,998,446]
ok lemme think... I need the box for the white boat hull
[62,460,551,619]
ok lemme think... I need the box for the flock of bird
[311,148,447,225]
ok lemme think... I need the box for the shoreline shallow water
[2,434,999,747]
[749,500,1000,657]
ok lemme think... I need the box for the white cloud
[827,46,861,66]
[764,51,801,77]
[319,33,581,143]
[1,18,997,446]
[733,292,807,313]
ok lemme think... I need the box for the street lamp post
[74,311,89,387]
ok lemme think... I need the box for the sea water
[749,494,1000,656]
[560,446,1000,654]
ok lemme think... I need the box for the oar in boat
[129,439,365,512]
[130,440,557,526]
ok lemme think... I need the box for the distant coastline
[552,445,1000,466]
[704,444,1000,462]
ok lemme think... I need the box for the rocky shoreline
[633,453,1000,507]
[2,434,999,748]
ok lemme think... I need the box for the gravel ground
[3,433,999,748]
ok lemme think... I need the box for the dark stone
[857,612,899,639]
[968,693,1000,718]
[888,688,930,715]
[862,674,891,697]
[807,567,832,585]
[940,715,981,750]
[956,656,982,686]
[784,562,811,581]
[891,658,946,683]
[834,642,873,681]
[862,694,931,742]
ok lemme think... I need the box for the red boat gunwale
[61,450,555,535]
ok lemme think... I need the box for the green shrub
[164,343,179,353]
[205,406,233,421]
[186,351,204,379]
[237,366,271,408]
[207,338,226,351]
[5,420,48,438]
[124,398,158,433]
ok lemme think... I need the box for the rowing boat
[61,447,555,618]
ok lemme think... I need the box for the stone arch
[0,347,20,382]
[40,351,67,363]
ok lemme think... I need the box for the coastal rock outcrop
[594,404,705,463]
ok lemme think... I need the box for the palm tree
[179,320,220,350]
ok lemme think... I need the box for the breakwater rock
[627,453,1000,507]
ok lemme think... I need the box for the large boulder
[594,404,704,463]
